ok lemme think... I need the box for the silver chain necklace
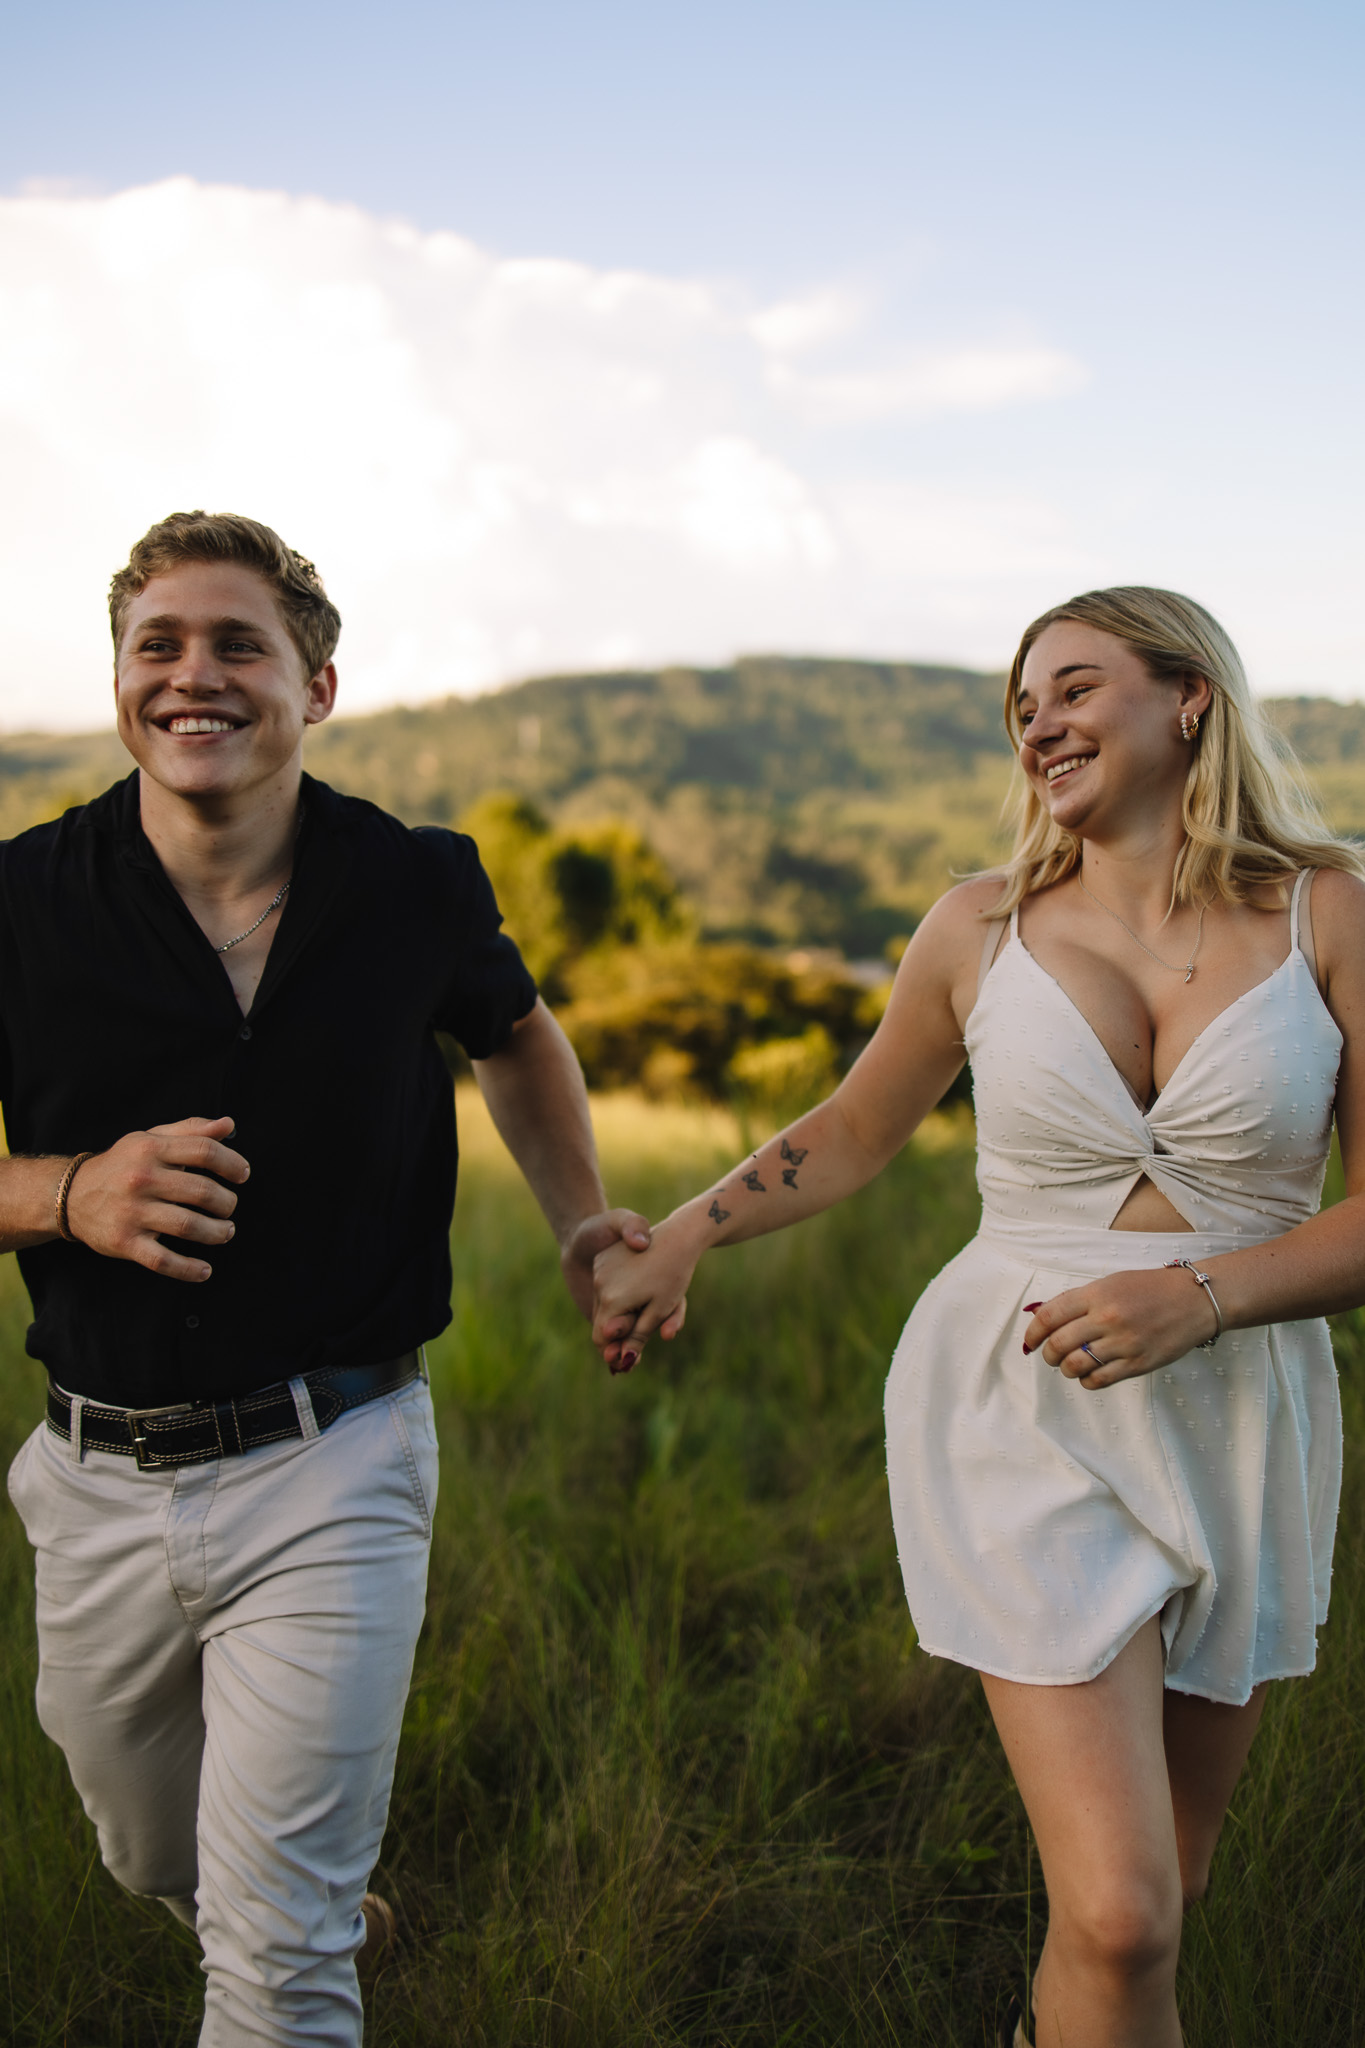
[215,880,291,954]
[1077,875,1206,984]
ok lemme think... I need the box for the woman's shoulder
[903,874,1012,990]
[1303,866,1365,962]
[923,872,1011,934]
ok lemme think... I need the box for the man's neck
[137,764,303,906]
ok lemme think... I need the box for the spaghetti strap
[1009,903,1020,938]
[976,917,1009,998]
[1289,869,1312,952]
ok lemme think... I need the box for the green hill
[3,664,1364,954]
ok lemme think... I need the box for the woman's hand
[1022,1264,1221,1390]
[591,1211,703,1373]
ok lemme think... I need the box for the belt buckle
[124,1401,195,1470]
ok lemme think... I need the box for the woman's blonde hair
[989,585,1364,915]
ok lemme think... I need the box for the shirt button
[186,1315,200,1330]
[239,1024,253,1041]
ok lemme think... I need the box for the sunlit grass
[0,1091,1360,2043]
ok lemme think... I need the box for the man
[0,511,647,2045]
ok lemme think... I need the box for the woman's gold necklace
[1077,876,1206,984]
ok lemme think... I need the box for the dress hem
[912,1583,1318,1707]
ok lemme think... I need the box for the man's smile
[158,714,247,735]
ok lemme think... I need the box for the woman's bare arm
[591,878,997,1363]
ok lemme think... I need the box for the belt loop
[418,1344,430,1385]
[288,1377,321,1441]
[67,1393,86,1466]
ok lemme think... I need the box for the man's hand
[64,1116,249,1283]
[560,1208,653,1319]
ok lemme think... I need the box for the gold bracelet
[54,1152,96,1244]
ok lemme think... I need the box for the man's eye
[222,641,259,655]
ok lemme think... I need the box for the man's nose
[168,643,227,692]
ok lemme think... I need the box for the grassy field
[0,1091,1362,2045]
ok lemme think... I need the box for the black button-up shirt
[0,772,537,1408]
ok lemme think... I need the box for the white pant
[7,1375,438,2047]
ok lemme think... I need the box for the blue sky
[1,0,1361,727]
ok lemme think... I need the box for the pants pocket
[7,1425,42,1529]
[387,1387,439,1537]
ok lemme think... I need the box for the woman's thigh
[980,1618,1183,1946]
[1163,1682,1268,1902]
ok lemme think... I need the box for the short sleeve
[420,828,538,1058]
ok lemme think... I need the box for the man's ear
[304,661,338,728]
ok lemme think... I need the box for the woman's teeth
[1045,755,1092,782]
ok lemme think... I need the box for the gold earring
[1180,710,1200,741]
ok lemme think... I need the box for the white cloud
[768,346,1087,425]
[747,288,864,356]
[0,178,1091,730]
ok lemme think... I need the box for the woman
[591,587,1365,2048]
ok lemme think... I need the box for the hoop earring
[1180,710,1201,741]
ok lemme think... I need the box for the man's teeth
[168,718,236,734]
[1045,755,1092,782]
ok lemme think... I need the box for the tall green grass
[0,1092,1361,2044]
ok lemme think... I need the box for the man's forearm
[0,1154,71,1253]
[472,1001,606,1245]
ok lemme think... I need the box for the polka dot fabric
[884,873,1342,1704]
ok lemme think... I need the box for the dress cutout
[884,872,1343,1703]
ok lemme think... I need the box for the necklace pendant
[1184,966,1195,984]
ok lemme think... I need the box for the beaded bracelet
[1163,1255,1224,1351]
[54,1152,96,1244]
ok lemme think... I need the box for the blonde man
[1,512,644,2046]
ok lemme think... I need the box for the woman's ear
[1177,670,1213,722]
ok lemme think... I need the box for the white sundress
[884,870,1343,1706]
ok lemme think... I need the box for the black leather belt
[45,1352,423,1470]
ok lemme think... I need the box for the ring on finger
[1079,1341,1104,1367]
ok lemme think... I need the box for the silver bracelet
[1163,1256,1223,1351]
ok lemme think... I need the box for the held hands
[1022,1263,1223,1390]
[63,1116,249,1283]
[591,1213,699,1373]
[560,1208,654,1320]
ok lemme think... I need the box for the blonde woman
[591,588,1365,2048]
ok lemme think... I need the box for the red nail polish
[1023,1302,1042,1312]
[1022,1343,1031,1355]
[622,1350,639,1372]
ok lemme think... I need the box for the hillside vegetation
[5,662,1364,1102]
[4,662,1363,948]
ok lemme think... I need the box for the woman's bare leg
[981,1619,1184,2048]
[1163,1682,1268,1906]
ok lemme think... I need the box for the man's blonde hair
[989,584,1364,915]
[109,512,341,679]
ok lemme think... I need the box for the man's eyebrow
[131,613,273,637]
